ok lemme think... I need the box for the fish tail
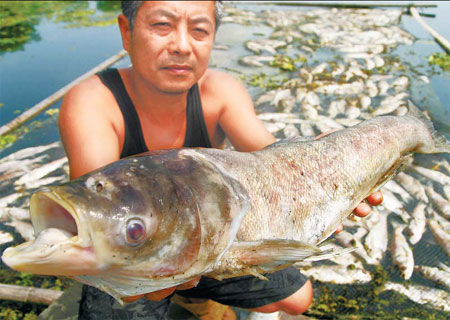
[407,100,450,154]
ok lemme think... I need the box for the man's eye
[194,28,208,35]
[153,22,170,27]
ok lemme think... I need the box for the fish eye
[125,218,147,246]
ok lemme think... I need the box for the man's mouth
[162,65,192,74]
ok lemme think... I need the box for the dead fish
[335,230,377,265]
[239,55,274,68]
[257,113,301,124]
[410,165,450,186]
[283,124,300,139]
[3,101,449,303]
[0,155,48,175]
[14,158,68,187]
[383,180,413,203]
[335,118,362,127]
[364,207,388,262]
[247,311,280,320]
[0,193,21,208]
[300,122,316,137]
[262,121,286,135]
[19,175,67,191]
[0,207,30,222]
[430,207,450,234]
[415,265,450,290]
[392,223,414,280]
[384,282,450,312]
[395,172,428,203]
[0,142,60,163]
[0,231,14,245]
[444,185,450,201]
[381,189,410,223]
[425,186,450,219]
[300,264,372,284]
[4,219,35,242]
[405,203,427,245]
[428,219,450,258]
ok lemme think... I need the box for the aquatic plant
[428,52,450,71]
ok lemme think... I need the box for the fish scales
[203,114,434,245]
[2,102,449,302]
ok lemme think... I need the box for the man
[59,1,382,319]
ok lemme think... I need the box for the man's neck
[123,67,189,121]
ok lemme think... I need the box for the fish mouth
[1,188,97,275]
[29,188,81,241]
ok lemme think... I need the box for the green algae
[428,53,450,71]
[306,266,449,320]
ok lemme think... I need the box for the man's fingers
[334,224,344,234]
[366,191,383,206]
[176,277,201,291]
[144,287,176,301]
[354,202,371,217]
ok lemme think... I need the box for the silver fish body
[2,102,449,302]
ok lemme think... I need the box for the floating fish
[428,219,450,258]
[364,208,388,262]
[414,265,450,290]
[410,165,450,186]
[405,203,427,245]
[392,223,414,280]
[395,172,428,203]
[3,102,449,303]
[384,282,450,312]
[300,264,372,284]
[425,186,450,219]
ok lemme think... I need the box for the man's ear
[118,14,131,52]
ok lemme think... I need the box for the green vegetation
[428,52,450,71]
[0,269,74,320]
[306,266,449,319]
[0,1,120,53]
[239,72,288,90]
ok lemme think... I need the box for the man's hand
[121,277,201,303]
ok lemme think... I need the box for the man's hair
[121,1,224,32]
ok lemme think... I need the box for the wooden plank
[409,7,450,54]
[0,283,63,305]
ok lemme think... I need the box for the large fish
[2,102,449,303]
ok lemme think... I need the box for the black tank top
[97,68,212,159]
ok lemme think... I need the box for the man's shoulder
[62,73,117,114]
[199,69,249,104]
[199,69,242,92]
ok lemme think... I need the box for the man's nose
[168,27,192,56]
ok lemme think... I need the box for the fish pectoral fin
[230,239,323,267]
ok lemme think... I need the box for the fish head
[2,149,249,291]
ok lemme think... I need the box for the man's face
[124,1,216,95]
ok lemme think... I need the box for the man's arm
[59,76,121,179]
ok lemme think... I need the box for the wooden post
[409,7,450,54]
[0,49,128,137]
[0,283,63,305]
